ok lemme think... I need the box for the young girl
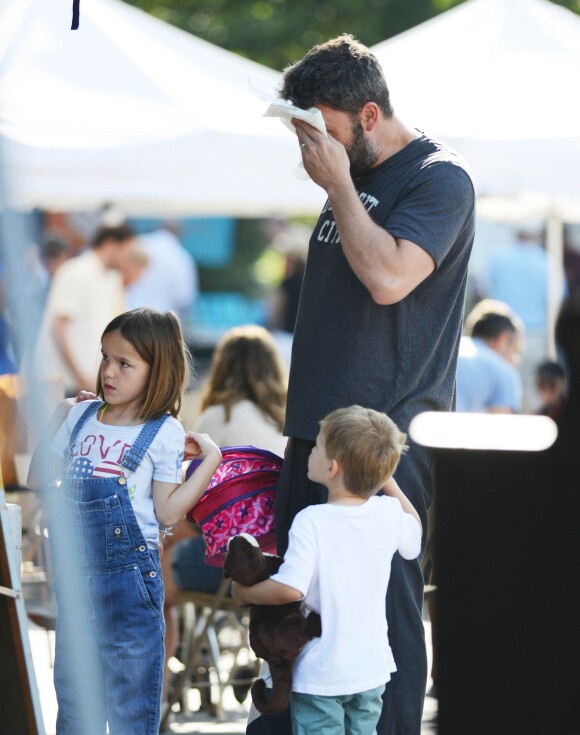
[27,307,222,735]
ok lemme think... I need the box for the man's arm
[323,180,435,305]
[293,118,435,305]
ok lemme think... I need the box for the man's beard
[347,118,379,179]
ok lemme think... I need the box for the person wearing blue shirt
[486,228,568,409]
[456,300,523,413]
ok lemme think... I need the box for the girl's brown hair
[96,307,191,420]
[200,325,287,431]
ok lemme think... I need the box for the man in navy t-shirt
[271,34,475,735]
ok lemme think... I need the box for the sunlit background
[1,0,579,732]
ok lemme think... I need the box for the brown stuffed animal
[224,533,322,715]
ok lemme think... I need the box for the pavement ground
[27,603,437,735]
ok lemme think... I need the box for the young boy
[535,359,567,420]
[231,405,422,735]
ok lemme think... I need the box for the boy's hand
[231,581,251,607]
[184,431,222,462]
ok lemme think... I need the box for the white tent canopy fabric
[371,0,580,214]
[0,0,325,216]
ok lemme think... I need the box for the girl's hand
[75,390,98,403]
[184,431,222,462]
[53,391,96,424]
[51,396,79,425]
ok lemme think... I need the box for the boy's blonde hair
[319,405,407,498]
[97,307,191,421]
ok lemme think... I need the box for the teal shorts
[291,684,386,735]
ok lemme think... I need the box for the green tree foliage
[124,0,579,70]
[118,0,396,69]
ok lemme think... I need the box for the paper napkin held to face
[263,99,327,179]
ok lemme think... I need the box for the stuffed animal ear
[266,554,284,576]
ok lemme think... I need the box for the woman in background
[162,324,288,703]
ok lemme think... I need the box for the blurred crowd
[0,212,578,420]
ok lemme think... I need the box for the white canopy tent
[371,0,580,207]
[371,0,580,353]
[0,0,325,217]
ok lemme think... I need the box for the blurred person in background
[267,224,310,335]
[266,224,310,369]
[563,224,580,297]
[41,233,71,281]
[122,245,150,309]
[485,227,567,409]
[161,324,288,704]
[34,224,134,395]
[39,232,72,302]
[125,222,198,336]
[456,299,523,414]
[535,359,567,420]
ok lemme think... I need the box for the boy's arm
[383,476,422,534]
[231,578,303,607]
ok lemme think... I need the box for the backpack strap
[66,401,103,464]
[121,414,171,473]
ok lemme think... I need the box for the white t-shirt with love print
[51,400,185,549]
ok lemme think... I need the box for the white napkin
[263,99,327,179]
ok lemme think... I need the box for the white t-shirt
[271,495,421,696]
[34,251,125,393]
[50,401,185,549]
[195,400,286,457]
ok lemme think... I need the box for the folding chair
[160,577,257,729]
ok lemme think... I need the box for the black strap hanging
[71,0,80,29]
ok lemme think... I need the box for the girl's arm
[28,433,65,491]
[27,394,95,490]
[152,431,222,528]
[231,579,303,607]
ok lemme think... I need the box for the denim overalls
[52,401,169,735]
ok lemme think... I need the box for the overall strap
[66,401,103,462]
[121,414,171,473]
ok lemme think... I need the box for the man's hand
[293,119,351,192]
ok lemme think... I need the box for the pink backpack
[186,446,283,566]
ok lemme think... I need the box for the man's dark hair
[279,34,393,118]
[92,224,135,249]
[41,234,70,262]
[471,313,517,341]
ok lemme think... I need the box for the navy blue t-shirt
[284,133,476,441]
